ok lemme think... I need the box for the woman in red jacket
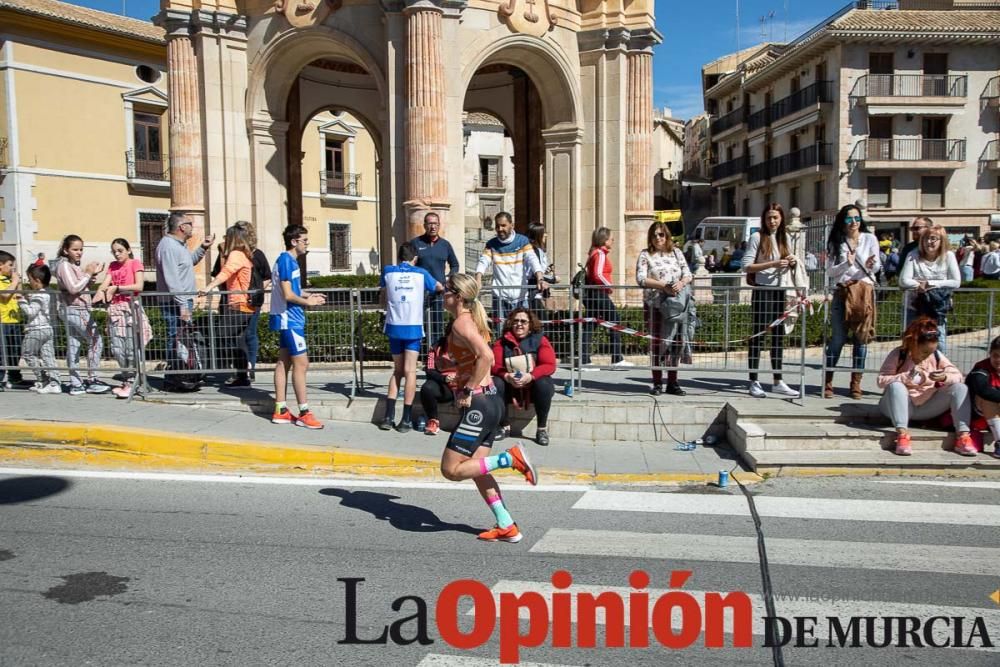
[581,227,632,368]
[491,308,557,446]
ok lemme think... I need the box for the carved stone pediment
[498,0,557,38]
[273,0,341,28]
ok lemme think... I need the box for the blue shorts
[278,327,308,357]
[389,337,422,355]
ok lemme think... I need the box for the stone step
[726,401,884,425]
[744,421,964,452]
[747,448,1000,471]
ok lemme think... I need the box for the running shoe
[894,433,912,456]
[112,382,133,399]
[424,418,440,436]
[295,410,324,430]
[272,407,297,425]
[477,523,523,543]
[772,381,798,397]
[394,421,412,434]
[39,381,63,395]
[85,380,112,394]
[68,385,87,396]
[748,381,766,398]
[29,382,43,393]
[953,433,977,457]
[611,359,635,368]
[507,443,539,486]
[378,418,394,431]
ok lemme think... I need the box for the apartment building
[704,0,1000,239]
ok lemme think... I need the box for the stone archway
[245,27,389,264]
[459,35,584,286]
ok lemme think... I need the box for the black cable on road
[734,472,785,667]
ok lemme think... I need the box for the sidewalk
[0,388,751,484]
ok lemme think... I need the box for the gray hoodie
[18,290,54,332]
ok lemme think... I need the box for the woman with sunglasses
[491,308,557,446]
[823,204,881,400]
[636,221,691,395]
[877,316,974,456]
[439,273,538,543]
[899,222,960,351]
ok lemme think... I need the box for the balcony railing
[747,107,770,132]
[771,81,834,122]
[853,74,967,98]
[711,155,747,181]
[710,107,745,135]
[474,174,507,190]
[320,171,361,197]
[0,137,8,169]
[853,138,967,162]
[125,150,169,182]
[745,143,832,183]
[982,140,999,163]
[770,142,833,178]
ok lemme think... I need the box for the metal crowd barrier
[5,282,999,402]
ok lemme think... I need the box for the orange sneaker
[272,408,296,425]
[424,418,440,436]
[508,443,538,486]
[295,410,324,430]
[953,433,977,457]
[894,433,912,456]
[477,523,523,543]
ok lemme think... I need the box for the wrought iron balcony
[745,143,832,184]
[852,74,967,99]
[747,107,770,132]
[711,155,747,181]
[770,81,834,122]
[850,138,967,166]
[320,171,361,197]
[982,140,1000,169]
[125,149,169,182]
[710,107,745,135]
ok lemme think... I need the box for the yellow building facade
[0,0,380,276]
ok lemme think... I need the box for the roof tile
[0,0,164,44]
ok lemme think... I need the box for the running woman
[439,273,538,543]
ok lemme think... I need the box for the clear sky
[69,0,850,121]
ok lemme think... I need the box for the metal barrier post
[350,287,358,398]
[357,289,366,392]
[799,293,808,403]
[723,288,731,367]
[207,305,218,370]
[575,288,584,394]
[989,291,995,345]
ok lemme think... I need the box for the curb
[0,420,763,485]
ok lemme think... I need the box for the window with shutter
[329,223,351,271]
[139,212,167,270]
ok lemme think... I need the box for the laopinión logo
[336,571,995,664]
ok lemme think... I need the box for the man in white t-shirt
[379,242,443,432]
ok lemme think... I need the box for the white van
[690,216,761,262]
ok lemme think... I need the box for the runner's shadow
[319,489,480,535]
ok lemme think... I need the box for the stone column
[542,125,583,311]
[164,14,206,234]
[248,118,289,262]
[623,46,654,291]
[403,4,450,240]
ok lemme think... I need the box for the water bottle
[514,370,523,381]
[674,442,697,451]
[563,382,574,397]
[416,415,427,432]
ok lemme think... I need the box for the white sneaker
[748,381,766,398]
[29,382,43,392]
[39,381,63,395]
[579,363,600,372]
[772,381,799,397]
[611,359,635,368]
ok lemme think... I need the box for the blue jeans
[581,290,623,364]
[825,292,867,370]
[162,298,193,367]
[245,309,261,370]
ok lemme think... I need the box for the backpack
[570,264,586,299]
[165,320,206,392]
[249,250,270,309]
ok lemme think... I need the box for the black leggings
[419,377,454,420]
[496,375,555,429]
[748,288,786,382]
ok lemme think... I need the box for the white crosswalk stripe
[478,581,1000,653]
[529,528,1000,576]
[572,489,1000,526]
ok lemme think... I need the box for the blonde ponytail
[450,273,492,341]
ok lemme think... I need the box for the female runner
[439,273,538,542]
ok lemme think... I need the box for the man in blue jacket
[409,212,458,346]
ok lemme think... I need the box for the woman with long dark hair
[742,203,798,398]
[824,203,881,399]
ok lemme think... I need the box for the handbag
[656,285,692,323]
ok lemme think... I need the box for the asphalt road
[0,470,998,666]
